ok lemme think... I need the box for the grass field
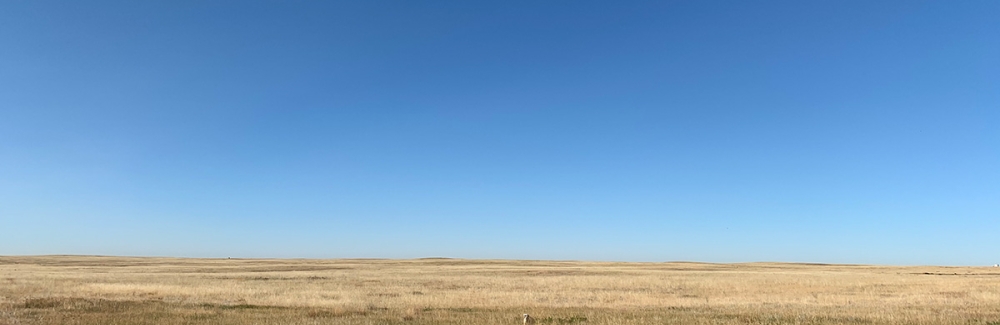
[2,256,1000,325]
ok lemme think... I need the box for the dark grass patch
[366,305,389,312]
[538,315,588,324]
[22,297,113,310]
[305,308,367,318]
[197,303,281,310]
[23,298,64,309]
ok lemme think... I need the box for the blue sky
[1,1,997,265]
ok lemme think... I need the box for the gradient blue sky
[1,1,998,265]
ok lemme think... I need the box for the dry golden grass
[3,255,1000,324]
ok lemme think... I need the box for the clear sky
[1,1,997,265]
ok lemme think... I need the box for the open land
[2,256,1000,325]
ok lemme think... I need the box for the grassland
[2,256,1000,325]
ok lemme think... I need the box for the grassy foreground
[2,256,1000,325]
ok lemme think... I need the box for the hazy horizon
[6,253,994,267]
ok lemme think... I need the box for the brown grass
[2,255,1000,324]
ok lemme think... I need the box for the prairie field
[2,256,1000,325]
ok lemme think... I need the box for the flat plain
[2,256,1000,325]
